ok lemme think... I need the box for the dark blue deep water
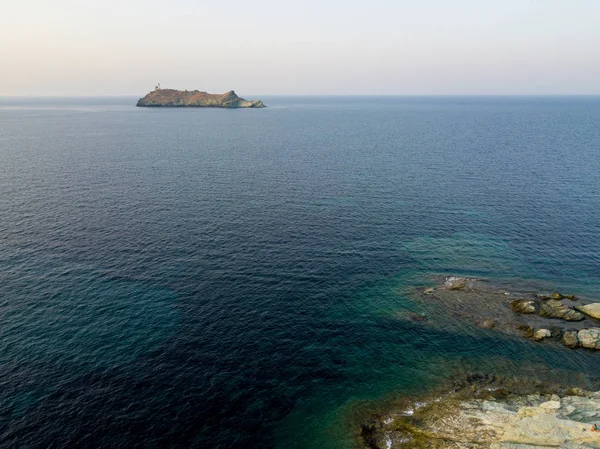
[1,96,600,448]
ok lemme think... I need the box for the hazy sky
[1,0,599,95]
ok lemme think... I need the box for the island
[136,88,265,108]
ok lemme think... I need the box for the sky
[1,0,599,96]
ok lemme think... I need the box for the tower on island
[155,83,161,91]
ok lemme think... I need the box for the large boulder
[538,300,585,321]
[577,328,600,350]
[574,303,600,320]
[367,384,600,449]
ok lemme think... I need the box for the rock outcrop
[511,298,584,321]
[415,277,600,352]
[136,89,265,108]
[361,378,600,448]
[539,300,586,321]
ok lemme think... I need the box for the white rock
[564,405,576,415]
[540,400,561,410]
[577,328,600,350]
[575,303,600,320]
[533,329,552,341]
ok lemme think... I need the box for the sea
[1,95,600,448]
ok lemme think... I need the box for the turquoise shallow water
[0,96,600,448]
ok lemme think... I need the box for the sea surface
[1,95,600,448]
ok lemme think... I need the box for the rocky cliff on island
[136,89,265,108]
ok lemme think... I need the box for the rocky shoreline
[361,374,600,448]
[136,89,265,108]
[359,276,600,448]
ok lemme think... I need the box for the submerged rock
[575,303,600,320]
[477,318,497,329]
[443,276,474,291]
[405,312,428,322]
[418,275,599,352]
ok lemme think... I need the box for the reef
[413,277,600,351]
[136,89,265,108]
